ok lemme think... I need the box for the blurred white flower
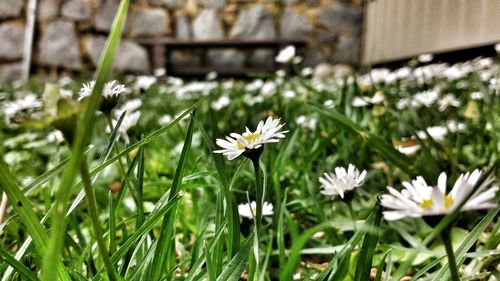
[352,97,370,107]
[114,99,142,117]
[276,69,286,78]
[158,114,173,126]
[154,68,166,77]
[243,94,264,106]
[301,67,313,76]
[134,75,157,92]
[417,126,448,142]
[470,91,484,100]
[495,43,500,54]
[211,95,231,111]
[296,115,317,130]
[446,120,466,133]
[438,94,461,111]
[206,71,218,81]
[107,111,141,143]
[381,170,498,220]
[245,79,264,92]
[395,144,421,156]
[214,116,288,160]
[238,201,274,219]
[260,81,277,97]
[283,89,296,99]
[275,45,302,64]
[418,53,434,63]
[320,164,367,198]
[2,93,43,125]
[323,99,335,109]
[78,80,128,101]
[414,89,439,107]
[47,130,65,144]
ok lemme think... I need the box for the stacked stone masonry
[0,0,363,82]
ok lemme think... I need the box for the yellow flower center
[236,140,245,150]
[420,198,433,209]
[244,132,260,143]
[444,194,454,209]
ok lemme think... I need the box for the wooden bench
[135,38,307,77]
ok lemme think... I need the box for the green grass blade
[310,103,416,176]
[0,159,71,280]
[409,256,445,281]
[148,113,196,280]
[431,207,499,280]
[91,192,183,280]
[42,0,130,279]
[193,114,240,257]
[185,220,228,281]
[354,203,382,281]
[216,233,254,281]
[0,246,39,281]
[375,249,391,281]
[277,190,288,272]
[280,221,333,280]
[315,203,380,281]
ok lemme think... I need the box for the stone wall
[0,0,363,82]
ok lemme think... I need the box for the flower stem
[441,228,460,281]
[251,158,263,227]
[80,162,117,281]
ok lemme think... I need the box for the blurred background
[1,0,500,82]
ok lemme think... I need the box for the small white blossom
[107,111,141,143]
[78,80,128,101]
[470,91,484,100]
[324,99,335,109]
[395,144,421,155]
[134,75,157,92]
[417,126,448,142]
[214,116,288,160]
[418,53,434,63]
[381,170,498,220]
[114,99,142,118]
[275,45,302,64]
[211,95,231,111]
[238,201,274,219]
[158,114,173,126]
[438,94,461,111]
[320,164,367,198]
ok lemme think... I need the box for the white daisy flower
[438,94,461,111]
[495,42,500,54]
[260,81,277,97]
[301,67,313,76]
[320,164,367,198]
[381,170,498,221]
[78,80,128,101]
[238,201,274,219]
[323,99,335,109]
[214,116,288,160]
